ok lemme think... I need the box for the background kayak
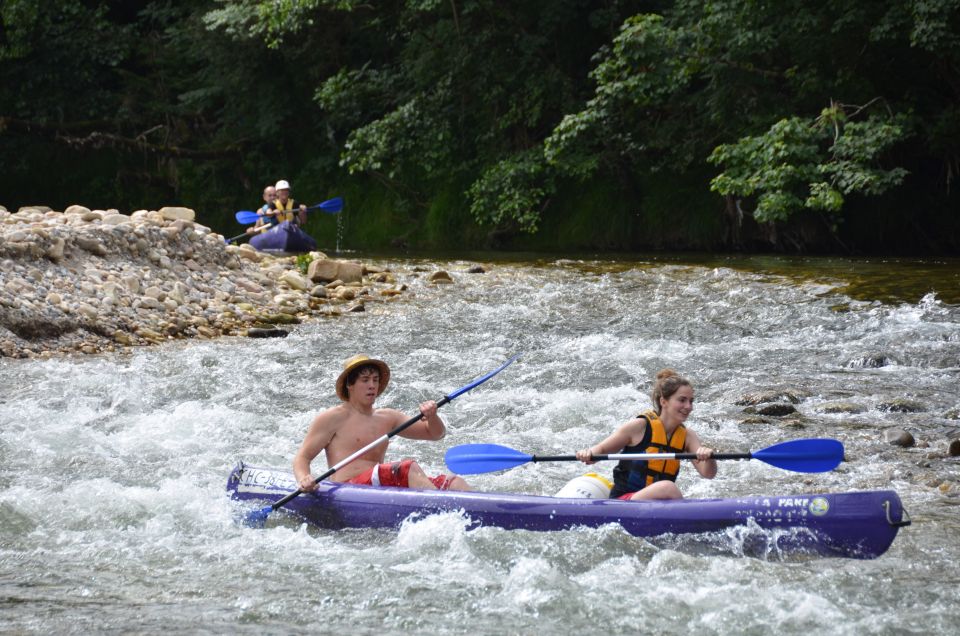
[249,221,317,254]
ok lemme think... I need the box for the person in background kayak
[269,179,308,226]
[293,355,471,492]
[576,369,716,500]
[245,184,276,235]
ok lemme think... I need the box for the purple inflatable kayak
[226,463,909,559]
[249,221,317,254]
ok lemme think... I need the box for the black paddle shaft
[530,452,752,462]
[268,395,453,511]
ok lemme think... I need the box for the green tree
[0,0,333,216]
[3,0,958,251]
[227,0,638,234]
[708,104,910,224]
[540,1,958,240]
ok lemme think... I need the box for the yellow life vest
[271,198,297,223]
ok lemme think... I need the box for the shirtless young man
[292,355,470,492]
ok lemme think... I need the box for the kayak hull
[227,463,909,559]
[249,221,317,254]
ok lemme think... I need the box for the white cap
[275,179,290,191]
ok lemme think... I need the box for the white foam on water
[1,257,958,633]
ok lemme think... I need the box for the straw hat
[336,354,390,401]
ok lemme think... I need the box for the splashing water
[1,255,958,634]
[335,208,344,254]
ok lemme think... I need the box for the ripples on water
[1,256,959,634]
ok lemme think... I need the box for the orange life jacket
[610,410,687,497]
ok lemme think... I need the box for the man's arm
[292,410,338,490]
[395,400,446,441]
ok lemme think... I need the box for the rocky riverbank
[0,204,463,358]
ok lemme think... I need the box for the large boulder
[279,271,311,291]
[158,206,196,222]
[64,204,91,216]
[308,259,363,284]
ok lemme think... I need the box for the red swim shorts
[617,492,637,501]
[347,459,454,490]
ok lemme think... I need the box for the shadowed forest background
[1,0,958,254]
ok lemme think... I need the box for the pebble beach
[0,204,437,358]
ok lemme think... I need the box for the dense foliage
[1,0,958,252]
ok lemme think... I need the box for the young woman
[576,369,716,500]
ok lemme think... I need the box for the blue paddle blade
[235,210,261,224]
[244,505,273,528]
[317,197,343,213]
[445,443,533,475]
[752,438,844,473]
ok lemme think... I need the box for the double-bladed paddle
[235,196,344,225]
[244,353,522,527]
[444,438,844,475]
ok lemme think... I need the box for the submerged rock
[878,398,925,413]
[884,428,916,447]
[817,401,866,415]
[429,270,454,284]
[735,388,808,406]
[763,403,798,416]
[247,327,288,338]
[846,355,892,368]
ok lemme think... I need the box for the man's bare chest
[331,416,391,450]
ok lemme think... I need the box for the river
[2,254,959,634]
